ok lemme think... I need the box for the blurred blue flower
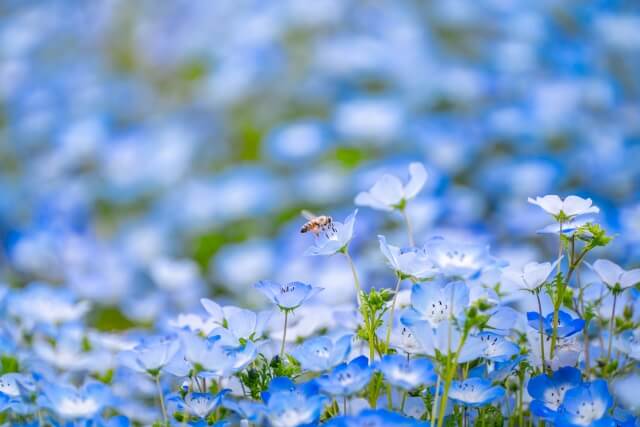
[117,335,184,377]
[355,163,427,211]
[377,355,436,391]
[168,390,229,419]
[262,377,328,427]
[447,378,505,407]
[324,408,429,426]
[426,239,497,279]
[181,331,257,378]
[291,334,352,372]
[38,381,112,420]
[478,333,519,362]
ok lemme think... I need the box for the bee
[300,210,334,235]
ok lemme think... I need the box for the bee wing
[301,210,317,220]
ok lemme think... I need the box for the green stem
[400,390,408,413]
[344,249,362,305]
[343,396,348,415]
[431,374,441,427]
[155,375,168,424]
[401,207,415,247]
[535,291,547,372]
[607,292,618,361]
[550,224,566,359]
[384,276,403,351]
[280,310,289,359]
[437,331,468,427]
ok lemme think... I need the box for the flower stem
[549,222,564,359]
[280,310,289,359]
[344,249,362,305]
[431,374,441,427]
[437,331,468,427]
[343,396,348,415]
[607,292,618,361]
[384,276,403,351]
[535,291,547,372]
[401,207,415,247]
[155,375,168,425]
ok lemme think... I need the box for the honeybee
[300,210,334,235]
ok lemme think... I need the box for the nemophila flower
[528,195,599,221]
[537,217,594,235]
[588,259,640,291]
[355,162,427,211]
[118,335,186,377]
[527,311,585,338]
[402,280,469,327]
[614,330,640,360]
[304,210,358,256]
[291,334,352,372]
[384,313,422,355]
[478,332,519,362]
[426,239,496,279]
[38,381,112,420]
[376,355,436,391]
[255,280,323,310]
[527,330,581,371]
[316,356,373,396]
[200,299,272,342]
[528,367,583,420]
[555,380,614,427]
[7,283,90,328]
[181,331,257,378]
[378,236,438,280]
[503,259,562,292]
[405,321,484,363]
[168,390,229,420]
[447,378,505,407]
[324,408,430,426]
[222,398,266,424]
[262,377,328,427]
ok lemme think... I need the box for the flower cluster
[0,162,638,427]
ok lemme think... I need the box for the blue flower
[405,321,484,363]
[291,334,352,372]
[426,239,497,279]
[117,335,182,376]
[355,162,427,211]
[377,355,436,391]
[7,283,90,328]
[528,195,599,220]
[402,280,469,327]
[478,332,520,362]
[168,390,229,419]
[447,378,505,407]
[304,210,358,256]
[324,408,430,426]
[38,381,112,420]
[262,377,328,427]
[315,356,373,397]
[528,367,583,420]
[527,311,585,338]
[181,331,257,378]
[222,397,265,424]
[200,299,272,342]
[588,259,640,291]
[555,380,614,427]
[255,280,323,310]
[378,236,438,280]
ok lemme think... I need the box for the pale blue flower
[324,409,430,426]
[402,280,469,327]
[262,377,327,427]
[377,355,436,390]
[588,259,640,290]
[117,335,182,376]
[168,390,229,419]
[448,378,505,407]
[426,239,497,279]
[181,331,257,378]
[378,236,438,280]
[315,356,373,397]
[355,163,427,211]
[291,334,352,372]
[528,195,599,220]
[255,280,323,310]
[478,332,520,362]
[38,381,112,420]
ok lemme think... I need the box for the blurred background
[1,0,639,330]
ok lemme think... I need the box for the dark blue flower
[555,380,614,427]
[527,311,585,338]
[528,367,583,420]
